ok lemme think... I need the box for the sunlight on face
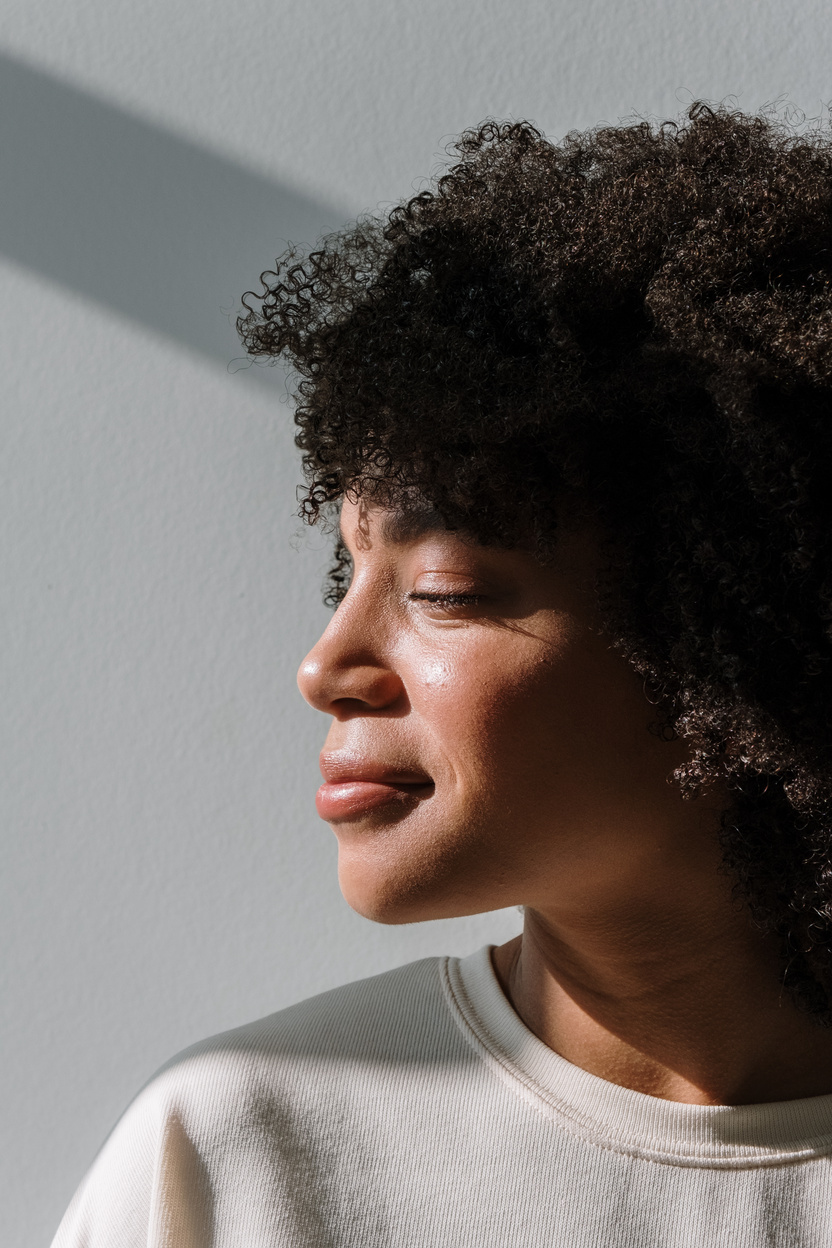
[298,498,698,924]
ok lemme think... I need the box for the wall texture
[1,2,830,1242]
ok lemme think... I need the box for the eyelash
[407,592,483,608]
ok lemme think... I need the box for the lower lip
[315,780,433,821]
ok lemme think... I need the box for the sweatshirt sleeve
[50,1078,214,1248]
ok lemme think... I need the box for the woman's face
[298,497,710,924]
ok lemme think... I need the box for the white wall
[1,2,830,1242]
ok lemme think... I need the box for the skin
[298,496,832,1107]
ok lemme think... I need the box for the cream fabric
[53,946,832,1246]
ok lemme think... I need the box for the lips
[316,754,434,822]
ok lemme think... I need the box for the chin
[336,840,506,925]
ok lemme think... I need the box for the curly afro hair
[239,104,832,1022]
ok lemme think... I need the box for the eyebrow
[380,507,450,545]
[338,504,452,549]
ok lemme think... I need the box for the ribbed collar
[442,945,832,1169]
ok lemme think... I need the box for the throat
[491,916,832,1106]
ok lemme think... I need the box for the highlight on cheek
[415,655,453,690]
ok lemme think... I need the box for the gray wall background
[1,1,830,1242]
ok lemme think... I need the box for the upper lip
[319,752,433,787]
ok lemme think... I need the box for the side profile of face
[298,497,721,925]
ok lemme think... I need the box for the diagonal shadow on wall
[0,52,349,377]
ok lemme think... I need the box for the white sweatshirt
[52,946,832,1246]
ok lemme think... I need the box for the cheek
[407,636,559,782]
[413,653,455,692]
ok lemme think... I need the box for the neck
[493,887,832,1106]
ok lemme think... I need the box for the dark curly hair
[239,105,832,1022]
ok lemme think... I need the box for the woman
[54,106,832,1245]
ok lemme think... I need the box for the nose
[297,599,405,718]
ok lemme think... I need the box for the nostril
[298,655,406,717]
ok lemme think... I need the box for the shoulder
[156,951,456,1093]
[52,955,471,1246]
[122,954,462,1141]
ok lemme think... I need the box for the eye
[407,591,483,610]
